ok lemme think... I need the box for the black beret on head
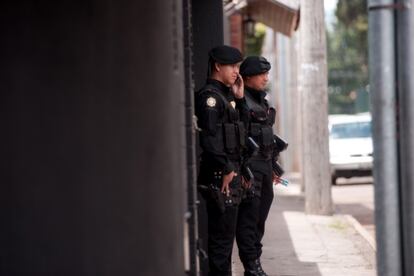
[209,45,243,64]
[240,56,271,77]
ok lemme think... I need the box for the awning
[225,0,300,37]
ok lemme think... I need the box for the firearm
[272,134,288,180]
[242,137,259,182]
[274,134,288,153]
[198,184,226,213]
[242,137,259,199]
[246,137,260,157]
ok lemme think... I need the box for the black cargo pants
[236,159,274,263]
[199,161,242,276]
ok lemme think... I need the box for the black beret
[240,56,271,76]
[209,45,243,64]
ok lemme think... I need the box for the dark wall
[0,1,185,276]
[192,0,224,91]
[191,1,224,275]
[182,0,199,273]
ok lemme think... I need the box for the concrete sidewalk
[232,176,376,276]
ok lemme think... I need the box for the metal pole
[368,1,402,275]
[396,0,414,274]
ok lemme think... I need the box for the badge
[230,101,236,109]
[206,97,216,107]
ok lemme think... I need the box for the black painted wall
[0,1,186,275]
[192,0,224,91]
[191,0,224,275]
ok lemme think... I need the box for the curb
[343,214,376,251]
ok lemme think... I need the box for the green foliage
[244,23,266,56]
[327,0,369,114]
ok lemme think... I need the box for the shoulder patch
[206,97,216,107]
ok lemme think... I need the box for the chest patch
[230,101,236,109]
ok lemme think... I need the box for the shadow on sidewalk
[334,203,374,226]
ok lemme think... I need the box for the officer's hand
[272,171,282,185]
[221,171,237,196]
[232,74,244,99]
[242,176,252,189]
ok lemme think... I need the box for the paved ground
[232,175,376,276]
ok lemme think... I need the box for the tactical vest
[245,91,276,157]
[198,85,246,159]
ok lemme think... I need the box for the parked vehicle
[328,113,373,185]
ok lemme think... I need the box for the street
[332,177,375,245]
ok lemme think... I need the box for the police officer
[236,56,282,276]
[195,45,249,276]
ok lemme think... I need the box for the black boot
[243,259,267,276]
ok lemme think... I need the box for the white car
[328,113,373,185]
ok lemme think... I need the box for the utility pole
[299,0,332,215]
[396,0,414,274]
[368,1,401,275]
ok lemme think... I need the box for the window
[330,121,371,139]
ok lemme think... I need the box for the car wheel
[331,175,337,185]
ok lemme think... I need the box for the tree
[327,0,369,114]
[244,23,266,56]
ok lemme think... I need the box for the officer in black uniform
[195,45,249,276]
[236,56,283,276]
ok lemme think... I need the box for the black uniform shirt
[196,79,249,174]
